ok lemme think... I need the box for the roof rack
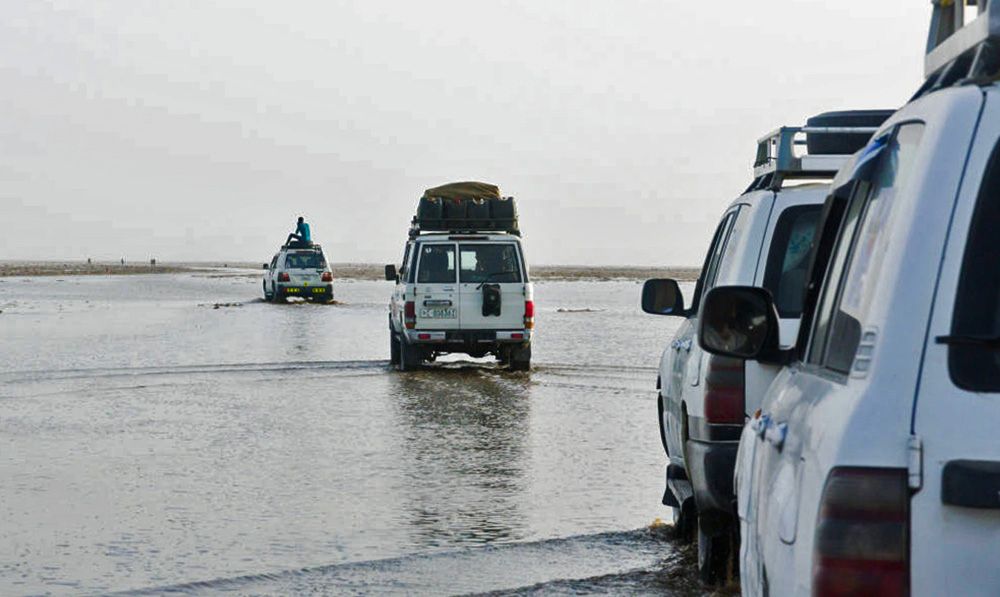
[748,125,879,191]
[914,0,1000,100]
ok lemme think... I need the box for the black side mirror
[262,263,269,270]
[642,278,685,316]
[699,286,790,364]
[384,264,398,281]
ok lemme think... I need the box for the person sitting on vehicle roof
[286,216,312,246]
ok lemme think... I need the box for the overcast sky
[1,1,930,266]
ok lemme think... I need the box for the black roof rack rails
[914,0,1000,101]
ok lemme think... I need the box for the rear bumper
[278,284,333,297]
[404,329,531,346]
[685,438,739,517]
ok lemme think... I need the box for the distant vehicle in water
[385,182,533,371]
[263,240,334,303]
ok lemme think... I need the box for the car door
[266,254,278,294]
[413,241,461,330]
[457,242,525,330]
[910,99,1000,596]
[666,208,739,461]
[390,243,413,331]
[750,120,933,596]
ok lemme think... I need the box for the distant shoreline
[0,261,700,282]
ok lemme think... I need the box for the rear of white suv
[387,234,533,371]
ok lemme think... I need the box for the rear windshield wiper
[936,334,1000,348]
[475,270,517,289]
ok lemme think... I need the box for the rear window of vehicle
[950,138,1000,391]
[285,252,326,269]
[762,205,822,318]
[417,244,456,283]
[458,244,522,284]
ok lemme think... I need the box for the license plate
[312,287,325,293]
[419,308,456,319]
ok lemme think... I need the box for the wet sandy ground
[0,273,710,595]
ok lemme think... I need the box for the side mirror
[262,263,269,270]
[642,278,685,316]
[384,264,398,281]
[699,286,790,364]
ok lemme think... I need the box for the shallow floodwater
[0,272,702,595]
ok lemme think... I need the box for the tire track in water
[113,527,693,596]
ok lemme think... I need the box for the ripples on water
[0,273,702,594]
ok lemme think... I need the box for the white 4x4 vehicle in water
[641,111,890,584]
[701,5,1000,595]
[386,182,534,371]
[263,242,334,303]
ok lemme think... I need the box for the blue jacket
[296,221,311,242]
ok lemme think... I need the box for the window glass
[950,136,1000,391]
[459,244,522,283]
[417,244,456,283]
[807,185,868,365]
[284,251,326,269]
[814,124,925,372]
[400,244,412,281]
[763,205,822,318]
[704,210,739,289]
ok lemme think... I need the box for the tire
[397,335,421,371]
[805,109,895,155]
[697,516,733,585]
[263,281,272,301]
[390,332,401,366]
[508,344,531,371]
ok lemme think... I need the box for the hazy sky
[2,1,930,265]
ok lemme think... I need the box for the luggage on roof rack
[411,181,520,236]
[748,110,893,191]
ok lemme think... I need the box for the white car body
[735,85,1000,596]
[263,244,334,302]
[388,232,533,368]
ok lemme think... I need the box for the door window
[762,205,822,318]
[808,123,925,372]
[693,209,740,310]
[459,244,522,284]
[399,244,412,282]
[949,136,1000,391]
[417,244,456,283]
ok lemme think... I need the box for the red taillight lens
[524,300,535,329]
[417,333,430,340]
[321,272,333,282]
[278,272,290,282]
[813,467,909,597]
[703,355,745,424]
[404,301,416,329]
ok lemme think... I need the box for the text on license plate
[419,308,456,319]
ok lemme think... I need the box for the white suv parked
[386,183,533,371]
[641,111,890,583]
[700,5,1000,595]
[263,242,334,303]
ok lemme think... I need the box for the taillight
[703,355,745,424]
[524,300,535,329]
[278,272,290,282]
[321,272,333,282]
[813,467,909,597]
[404,301,416,329]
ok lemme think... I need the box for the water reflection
[389,365,532,548]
